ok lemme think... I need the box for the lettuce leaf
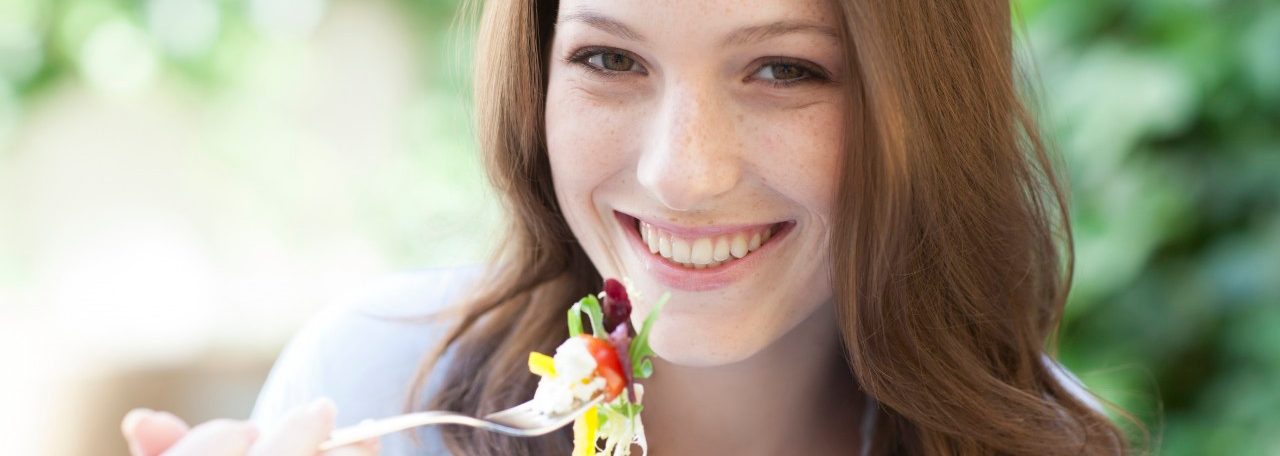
[628,292,668,379]
[580,294,607,337]
[567,301,584,337]
[568,294,608,337]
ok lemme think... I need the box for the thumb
[121,409,190,456]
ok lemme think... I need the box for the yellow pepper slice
[572,405,599,456]
[528,352,556,378]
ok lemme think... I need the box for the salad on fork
[527,279,668,456]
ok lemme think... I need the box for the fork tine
[483,400,540,422]
[485,396,602,431]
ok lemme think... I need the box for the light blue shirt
[249,266,482,454]
[249,265,1101,455]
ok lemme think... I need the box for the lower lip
[614,212,794,292]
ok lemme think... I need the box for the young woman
[121,0,1134,454]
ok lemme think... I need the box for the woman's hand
[120,398,379,456]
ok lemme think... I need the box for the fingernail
[121,408,153,434]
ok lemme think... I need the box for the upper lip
[616,211,788,238]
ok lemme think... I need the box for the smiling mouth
[615,211,793,271]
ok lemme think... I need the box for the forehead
[554,0,841,45]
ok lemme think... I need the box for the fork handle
[318,411,520,451]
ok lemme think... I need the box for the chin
[645,316,772,367]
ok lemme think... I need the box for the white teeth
[730,233,748,259]
[636,220,781,269]
[691,238,713,265]
[713,237,730,262]
[671,238,691,263]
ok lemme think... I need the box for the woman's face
[545,0,848,366]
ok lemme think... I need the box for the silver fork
[317,396,604,451]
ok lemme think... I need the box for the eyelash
[565,46,644,80]
[564,46,830,88]
[754,58,830,88]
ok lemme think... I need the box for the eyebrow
[559,10,647,42]
[719,20,840,47]
[558,10,839,46]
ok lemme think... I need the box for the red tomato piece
[578,335,626,401]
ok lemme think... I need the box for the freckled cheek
[745,106,845,215]
[545,82,641,201]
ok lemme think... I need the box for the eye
[756,63,807,81]
[568,47,647,76]
[749,59,829,87]
[591,52,638,72]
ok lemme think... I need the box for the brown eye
[588,52,637,72]
[756,63,808,81]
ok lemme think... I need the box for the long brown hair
[407,0,1136,454]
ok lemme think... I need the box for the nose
[636,81,743,212]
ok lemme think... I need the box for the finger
[122,409,190,456]
[161,419,258,456]
[324,437,381,456]
[248,398,337,456]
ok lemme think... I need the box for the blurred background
[0,0,1275,454]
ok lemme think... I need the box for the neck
[638,302,866,456]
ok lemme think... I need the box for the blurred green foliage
[1,0,1276,454]
[1018,0,1280,454]
[0,0,470,146]
[2,0,504,270]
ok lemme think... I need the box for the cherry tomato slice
[578,335,626,401]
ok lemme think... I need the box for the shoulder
[249,265,484,452]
